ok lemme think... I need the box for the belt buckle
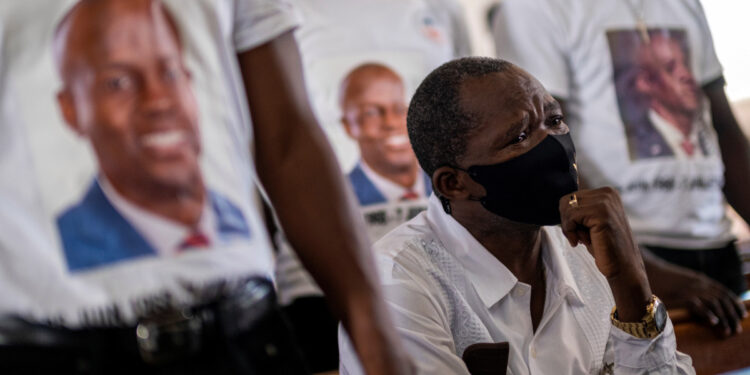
[135,308,203,365]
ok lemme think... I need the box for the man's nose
[382,109,407,131]
[675,65,695,84]
[141,77,175,115]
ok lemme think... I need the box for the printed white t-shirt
[0,0,298,326]
[492,0,733,249]
[274,0,471,304]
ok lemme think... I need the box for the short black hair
[407,57,513,177]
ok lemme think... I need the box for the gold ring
[569,193,579,208]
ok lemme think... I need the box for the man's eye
[510,131,528,145]
[106,76,133,91]
[546,115,564,127]
[361,107,382,118]
[164,68,178,82]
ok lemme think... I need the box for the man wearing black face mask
[338,57,694,374]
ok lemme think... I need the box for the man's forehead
[55,0,180,74]
[342,69,404,104]
[459,70,550,119]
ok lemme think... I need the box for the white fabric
[339,195,695,375]
[274,0,470,304]
[359,161,427,202]
[294,0,471,172]
[492,0,733,250]
[0,0,298,326]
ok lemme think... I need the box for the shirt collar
[425,195,517,308]
[359,160,425,202]
[98,177,216,256]
[425,195,585,308]
[648,109,702,159]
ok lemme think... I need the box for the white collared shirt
[339,195,694,375]
[359,160,426,202]
[648,110,706,160]
[99,178,217,256]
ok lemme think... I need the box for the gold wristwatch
[610,295,667,339]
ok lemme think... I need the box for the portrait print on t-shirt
[53,1,252,273]
[337,62,432,239]
[607,28,713,161]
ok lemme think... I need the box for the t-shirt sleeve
[233,0,301,53]
[691,0,723,85]
[490,0,570,99]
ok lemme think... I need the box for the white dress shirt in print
[99,178,217,256]
[359,160,426,202]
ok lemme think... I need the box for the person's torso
[498,0,732,249]
[378,215,614,374]
[0,0,281,326]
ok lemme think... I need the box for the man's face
[642,36,700,115]
[456,68,568,171]
[61,1,201,192]
[341,71,413,175]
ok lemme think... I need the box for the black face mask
[461,133,579,226]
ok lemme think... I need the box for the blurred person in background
[271,0,471,371]
[492,0,749,338]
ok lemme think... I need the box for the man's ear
[57,89,85,136]
[634,70,656,96]
[432,166,473,201]
[341,115,359,139]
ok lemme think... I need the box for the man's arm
[236,31,411,375]
[704,77,750,223]
[641,246,746,338]
[559,188,694,373]
[556,93,747,337]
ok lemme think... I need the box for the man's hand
[641,248,747,338]
[559,187,652,322]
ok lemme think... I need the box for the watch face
[654,299,668,332]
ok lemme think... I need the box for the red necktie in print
[681,139,695,156]
[179,231,210,251]
[400,190,419,201]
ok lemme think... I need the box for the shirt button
[514,287,527,297]
[531,346,537,358]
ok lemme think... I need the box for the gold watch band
[610,295,665,339]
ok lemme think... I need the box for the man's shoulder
[371,210,461,286]
[57,182,112,230]
[373,211,432,256]
[372,213,435,267]
[347,162,386,205]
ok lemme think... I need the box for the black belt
[0,277,310,375]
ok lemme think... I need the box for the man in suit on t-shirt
[53,1,250,272]
[611,30,710,160]
[340,63,432,205]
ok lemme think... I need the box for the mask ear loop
[453,166,486,204]
[439,195,452,215]
[437,166,485,215]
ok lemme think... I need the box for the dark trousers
[282,296,340,373]
[0,278,310,375]
[645,241,748,296]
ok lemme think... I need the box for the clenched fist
[559,187,652,322]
